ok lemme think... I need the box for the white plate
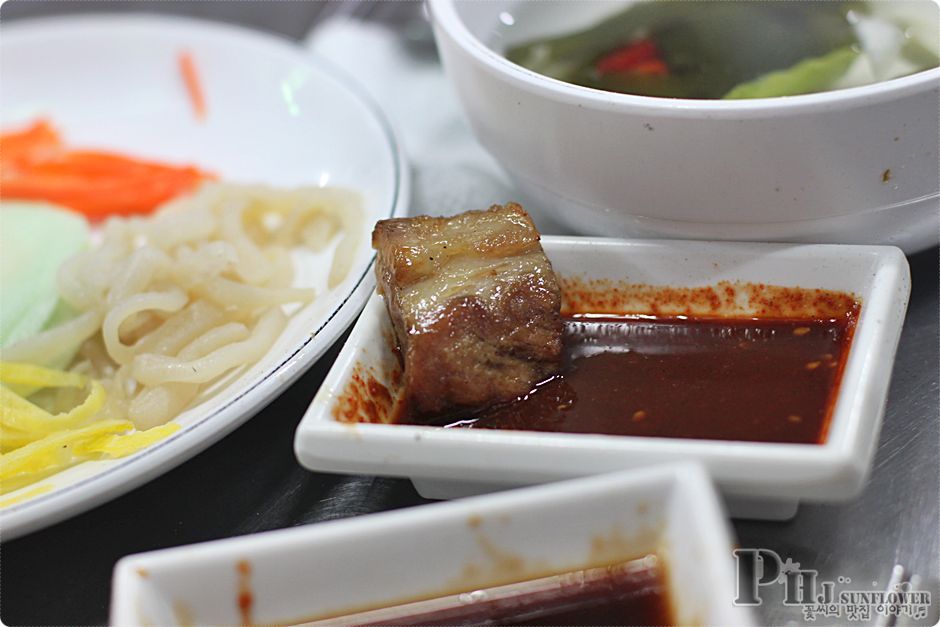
[0,15,409,539]
[295,237,910,521]
[111,463,754,626]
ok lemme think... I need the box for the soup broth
[499,0,939,98]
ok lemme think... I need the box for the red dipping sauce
[352,279,860,445]
[429,313,856,444]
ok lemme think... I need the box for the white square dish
[294,237,911,520]
[111,463,753,625]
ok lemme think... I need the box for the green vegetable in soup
[724,46,860,99]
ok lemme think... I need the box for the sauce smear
[349,557,672,626]
[431,314,855,444]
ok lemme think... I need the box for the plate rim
[0,13,410,540]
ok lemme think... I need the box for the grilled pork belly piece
[372,203,563,423]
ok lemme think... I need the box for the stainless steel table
[1,2,937,625]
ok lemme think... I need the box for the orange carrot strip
[1,119,214,218]
[26,151,209,179]
[178,51,207,121]
[1,170,205,218]
[0,120,63,166]
[1,170,209,217]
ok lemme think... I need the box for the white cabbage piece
[836,1,939,89]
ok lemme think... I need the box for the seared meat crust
[372,203,562,422]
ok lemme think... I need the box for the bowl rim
[428,0,940,117]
